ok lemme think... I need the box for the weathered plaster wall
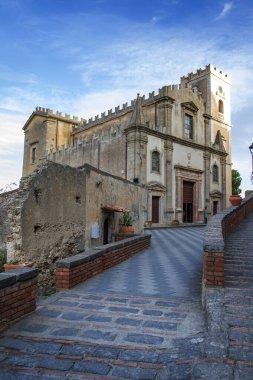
[3,162,145,294]
[82,165,145,248]
[0,190,19,254]
[20,163,86,293]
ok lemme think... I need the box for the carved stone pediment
[147,182,166,193]
[210,189,222,198]
[181,101,199,113]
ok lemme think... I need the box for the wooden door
[152,196,160,223]
[213,201,218,215]
[183,181,194,223]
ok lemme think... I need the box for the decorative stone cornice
[174,165,203,174]
[124,125,227,157]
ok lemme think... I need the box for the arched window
[151,150,160,172]
[213,164,219,183]
[218,99,224,114]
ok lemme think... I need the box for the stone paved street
[0,227,206,379]
[1,219,253,379]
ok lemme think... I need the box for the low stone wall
[203,194,253,287]
[0,267,38,332]
[56,234,151,289]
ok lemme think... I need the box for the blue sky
[0,0,253,194]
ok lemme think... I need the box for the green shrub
[120,212,133,226]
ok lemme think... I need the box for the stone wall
[20,163,87,294]
[0,267,38,332]
[1,162,145,295]
[0,189,23,262]
[203,193,253,287]
[82,164,145,247]
[56,234,151,289]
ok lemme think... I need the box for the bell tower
[181,64,232,206]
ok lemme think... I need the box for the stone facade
[1,162,144,294]
[22,64,232,224]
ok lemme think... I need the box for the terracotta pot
[4,262,33,271]
[119,225,134,233]
[229,195,242,206]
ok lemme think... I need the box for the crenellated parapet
[33,106,85,124]
[74,83,203,134]
[46,122,123,164]
[181,64,230,84]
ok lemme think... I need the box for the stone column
[175,174,182,221]
[138,132,148,185]
[126,129,147,185]
[164,140,174,222]
[22,130,30,177]
[203,151,211,213]
[158,100,173,134]
[126,131,136,182]
[221,157,227,209]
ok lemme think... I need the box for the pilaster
[126,129,148,184]
[203,151,211,212]
[221,157,227,209]
[158,100,173,134]
[164,140,174,221]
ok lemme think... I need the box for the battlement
[34,106,84,124]
[74,84,192,134]
[181,64,230,84]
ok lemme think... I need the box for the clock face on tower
[192,86,198,93]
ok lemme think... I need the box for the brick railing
[203,194,253,287]
[56,234,151,290]
[0,267,38,332]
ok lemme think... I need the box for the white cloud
[0,3,252,195]
[216,2,234,20]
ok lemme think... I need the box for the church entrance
[152,196,160,223]
[183,181,194,223]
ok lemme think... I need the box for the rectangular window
[31,146,37,164]
[185,114,193,139]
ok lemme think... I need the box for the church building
[22,64,232,225]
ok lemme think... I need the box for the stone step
[4,291,206,350]
[0,333,207,379]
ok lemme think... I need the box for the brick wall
[203,193,253,287]
[0,267,38,332]
[56,234,151,290]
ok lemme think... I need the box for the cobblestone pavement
[0,227,208,379]
[2,221,253,380]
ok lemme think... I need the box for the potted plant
[119,212,134,233]
[229,169,242,206]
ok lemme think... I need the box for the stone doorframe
[210,190,222,215]
[174,165,204,223]
[146,182,166,224]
